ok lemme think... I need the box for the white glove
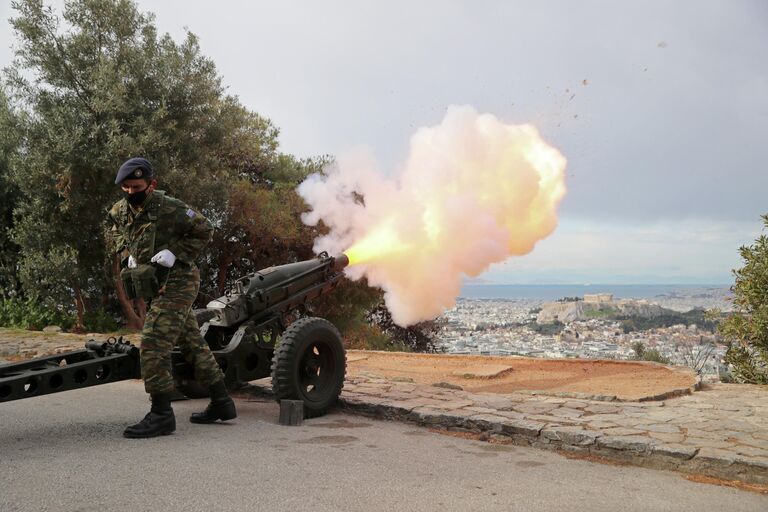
[127,255,138,269]
[151,249,176,268]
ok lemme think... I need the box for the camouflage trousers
[140,264,224,395]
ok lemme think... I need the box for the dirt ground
[347,351,697,400]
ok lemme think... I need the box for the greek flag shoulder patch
[186,208,196,218]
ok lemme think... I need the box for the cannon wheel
[271,317,346,418]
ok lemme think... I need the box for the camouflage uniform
[108,190,224,395]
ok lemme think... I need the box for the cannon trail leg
[0,343,141,403]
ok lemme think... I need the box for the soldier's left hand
[151,249,176,268]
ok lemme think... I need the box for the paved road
[1,381,765,512]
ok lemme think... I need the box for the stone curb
[337,395,767,486]
[638,373,703,402]
[242,380,767,486]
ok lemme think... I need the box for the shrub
[0,297,74,330]
[585,307,617,319]
[530,320,565,335]
[82,310,119,333]
[718,214,768,384]
[632,341,670,364]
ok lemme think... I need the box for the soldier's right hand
[128,255,138,269]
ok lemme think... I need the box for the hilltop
[535,294,718,331]
[536,294,670,324]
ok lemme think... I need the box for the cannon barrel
[333,253,349,271]
[205,252,349,328]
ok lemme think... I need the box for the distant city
[439,286,733,379]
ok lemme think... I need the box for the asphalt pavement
[1,380,766,512]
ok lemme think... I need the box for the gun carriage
[0,252,350,418]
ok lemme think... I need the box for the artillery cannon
[0,252,350,418]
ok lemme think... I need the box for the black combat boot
[123,393,176,438]
[189,380,237,424]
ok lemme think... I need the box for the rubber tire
[271,317,346,418]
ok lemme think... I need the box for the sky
[2,0,767,284]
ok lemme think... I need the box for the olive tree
[5,0,279,328]
[0,87,22,299]
[719,214,768,384]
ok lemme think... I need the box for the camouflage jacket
[107,190,213,267]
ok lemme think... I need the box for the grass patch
[584,307,618,319]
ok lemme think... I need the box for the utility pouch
[120,264,159,300]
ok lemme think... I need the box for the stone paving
[249,374,768,485]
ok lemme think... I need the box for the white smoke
[298,105,567,326]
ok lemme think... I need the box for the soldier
[108,157,237,438]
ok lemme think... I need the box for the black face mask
[126,187,149,206]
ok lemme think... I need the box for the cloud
[483,218,762,284]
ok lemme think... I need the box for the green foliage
[17,245,80,312]
[3,0,302,324]
[631,341,670,364]
[619,309,719,333]
[0,297,118,332]
[82,309,119,332]
[310,278,417,352]
[0,297,74,330]
[366,302,444,353]
[719,214,768,384]
[306,277,443,352]
[530,320,564,335]
[313,278,382,331]
[620,319,636,334]
[203,173,317,301]
[0,87,22,298]
[336,315,410,352]
[584,307,617,319]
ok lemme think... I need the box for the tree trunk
[71,281,86,333]
[112,255,145,330]
[135,297,147,324]
[216,249,232,295]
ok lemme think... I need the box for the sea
[458,284,730,301]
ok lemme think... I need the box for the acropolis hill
[536,294,667,324]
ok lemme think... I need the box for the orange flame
[346,218,410,266]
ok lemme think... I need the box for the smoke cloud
[298,105,567,326]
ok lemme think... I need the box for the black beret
[115,157,155,184]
